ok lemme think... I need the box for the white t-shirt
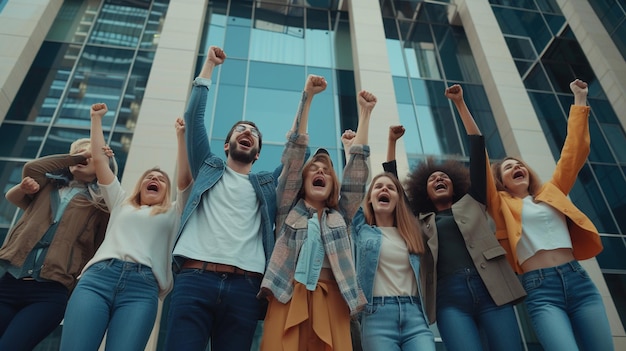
[81,178,189,298]
[173,166,265,274]
[373,227,418,297]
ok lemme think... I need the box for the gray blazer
[419,193,526,324]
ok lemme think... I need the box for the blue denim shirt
[352,208,425,307]
[173,77,277,268]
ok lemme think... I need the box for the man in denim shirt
[164,46,277,351]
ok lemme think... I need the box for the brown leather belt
[181,259,263,279]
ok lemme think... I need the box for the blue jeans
[0,274,68,351]
[521,260,614,351]
[60,259,159,351]
[163,268,264,351]
[361,296,435,351]
[436,267,523,351]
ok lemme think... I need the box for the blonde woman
[60,103,192,351]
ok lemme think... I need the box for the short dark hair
[404,157,470,214]
[224,120,263,157]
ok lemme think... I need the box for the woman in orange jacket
[487,79,613,351]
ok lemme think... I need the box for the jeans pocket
[139,269,157,284]
[575,267,590,280]
[363,303,379,315]
[521,276,542,292]
[88,260,110,273]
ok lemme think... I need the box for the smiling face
[139,170,169,206]
[500,158,530,197]
[224,122,262,164]
[368,175,400,217]
[426,170,454,207]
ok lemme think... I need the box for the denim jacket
[352,209,426,310]
[173,77,277,268]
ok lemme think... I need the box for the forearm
[454,99,481,135]
[5,184,31,210]
[386,139,397,163]
[352,107,371,146]
[90,117,115,184]
[292,90,312,135]
[176,135,192,190]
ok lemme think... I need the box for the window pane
[41,128,90,156]
[0,161,25,226]
[0,124,48,158]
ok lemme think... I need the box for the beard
[229,139,258,164]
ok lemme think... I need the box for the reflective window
[0,161,24,227]
[0,124,48,159]
[597,237,626,270]
[603,273,626,328]
[589,0,626,60]
[46,0,101,43]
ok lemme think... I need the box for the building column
[0,0,63,123]
[119,1,208,350]
[454,0,625,346]
[557,0,626,128]
[346,0,407,176]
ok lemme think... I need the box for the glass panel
[597,237,626,269]
[397,103,423,155]
[224,2,253,59]
[108,131,132,176]
[536,0,563,14]
[244,88,302,143]
[40,127,91,157]
[219,58,247,87]
[46,0,100,43]
[249,143,283,175]
[89,1,150,48]
[306,66,337,147]
[403,22,441,79]
[492,8,552,51]
[573,166,619,234]
[523,65,551,91]
[504,36,536,60]
[5,42,79,123]
[437,27,480,83]
[199,1,227,54]
[212,84,244,140]
[248,61,304,92]
[332,11,353,71]
[0,161,25,226]
[306,9,332,68]
[116,50,156,135]
[612,23,626,61]
[336,69,357,131]
[592,164,626,234]
[393,76,412,104]
[250,5,305,65]
[488,0,537,10]
[140,1,169,50]
[603,273,626,328]
[387,39,408,77]
[0,124,48,158]
[528,92,565,159]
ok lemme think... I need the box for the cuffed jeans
[164,268,264,351]
[521,260,614,351]
[436,267,523,351]
[361,296,435,351]
[60,259,159,351]
[0,274,68,351]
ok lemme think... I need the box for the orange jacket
[486,105,602,273]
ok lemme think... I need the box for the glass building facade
[0,0,624,350]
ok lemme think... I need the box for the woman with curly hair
[389,84,526,351]
[488,79,613,351]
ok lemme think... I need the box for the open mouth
[513,170,524,180]
[238,137,252,148]
[312,175,326,187]
[147,183,159,192]
[78,160,88,166]
[435,182,446,191]
[378,194,390,203]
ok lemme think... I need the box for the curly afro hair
[404,157,470,215]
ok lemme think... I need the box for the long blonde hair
[126,167,172,215]
[364,173,425,254]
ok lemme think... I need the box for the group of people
[0,44,614,351]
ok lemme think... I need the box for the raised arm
[90,103,115,185]
[383,125,405,178]
[341,129,356,163]
[175,117,192,191]
[186,46,226,178]
[571,78,588,106]
[275,75,327,230]
[445,84,480,136]
[339,90,376,220]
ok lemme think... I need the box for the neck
[226,158,253,174]
[434,201,452,212]
[374,212,394,227]
[506,185,530,198]
[304,198,325,213]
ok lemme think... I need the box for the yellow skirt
[261,280,352,351]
